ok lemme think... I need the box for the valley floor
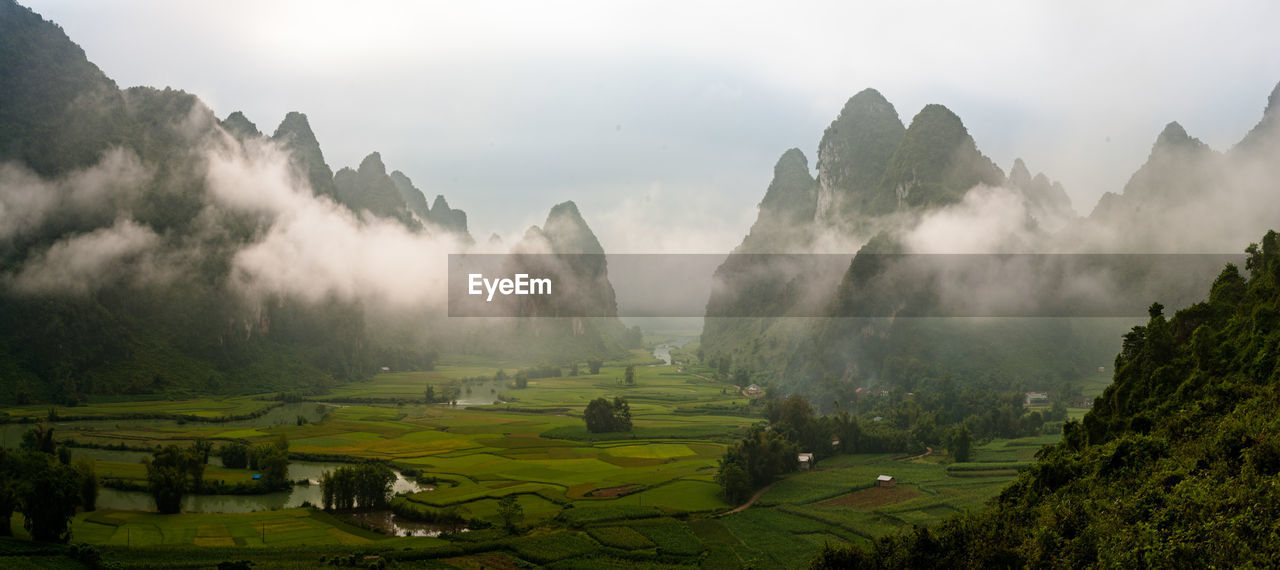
[0,352,1100,568]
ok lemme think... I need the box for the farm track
[724,480,779,515]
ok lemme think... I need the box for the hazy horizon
[19,0,1280,253]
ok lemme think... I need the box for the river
[651,336,695,365]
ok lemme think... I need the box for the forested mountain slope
[816,230,1280,567]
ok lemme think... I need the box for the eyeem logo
[467,273,552,302]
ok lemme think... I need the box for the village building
[1024,391,1050,406]
[877,474,895,488]
[797,453,815,470]
[744,384,763,398]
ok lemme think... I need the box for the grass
[586,526,655,550]
[2,396,276,421]
[73,508,388,548]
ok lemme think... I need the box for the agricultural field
[0,396,278,421]
[0,357,1067,568]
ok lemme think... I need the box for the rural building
[797,453,815,470]
[1024,392,1049,406]
[745,384,762,398]
[877,475,895,488]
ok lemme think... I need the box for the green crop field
[0,357,1049,568]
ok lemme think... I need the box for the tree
[320,467,356,510]
[425,385,435,403]
[624,365,636,385]
[146,445,192,514]
[611,397,632,431]
[951,425,972,463]
[569,362,579,376]
[583,397,633,433]
[354,463,395,509]
[192,439,213,465]
[497,495,523,533]
[20,422,56,454]
[584,398,617,433]
[715,455,752,504]
[14,452,81,542]
[321,463,393,510]
[220,442,249,469]
[72,457,97,512]
[588,360,602,374]
[258,436,290,490]
[0,449,17,536]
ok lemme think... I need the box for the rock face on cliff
[871,103,1005,214]
[738,148,818,252]
[271,112,339,201]
[334,152,421,229]
[814,88,906,231]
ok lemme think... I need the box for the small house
[1024,392,1049,406]
[745,384,763,398]
[797,453,815,470]
[876,475,895,488]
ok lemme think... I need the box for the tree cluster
[0,424,96,541]
[319,463,396,510]
[583,397,632,433]
[217,439,289,489]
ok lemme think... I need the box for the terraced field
[0,357,1067,567]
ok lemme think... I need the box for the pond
[451,379,509,407]
[69,449,428,514]
[342,510,465,537]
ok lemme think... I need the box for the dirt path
[724,480,778,515]
[868,446,934,464]
[901,446,933,461]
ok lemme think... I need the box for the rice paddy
[0,357,1062,567]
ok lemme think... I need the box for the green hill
[816,231,1280,567]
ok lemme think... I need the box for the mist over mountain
[704,79,1280,411]
[0,0,623,402]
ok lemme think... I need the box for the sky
[21,0,1280,253]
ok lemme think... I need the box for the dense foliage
[319,463,395,510]
[816,231,1280,567]
[0,425,91,542]
[583,397,632,433]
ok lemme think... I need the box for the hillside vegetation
[816,231,1280,567]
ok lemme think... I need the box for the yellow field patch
[214,429,269,439]
[606,443,694,459]
[194,524,234,547]
[326,526,370,545]
[264,519,313,533]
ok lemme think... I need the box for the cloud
[8,218,166,296]
[201,134,465,310]
[903,185,1034,254]
[590,182,755,253]
[0,148,150,241]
